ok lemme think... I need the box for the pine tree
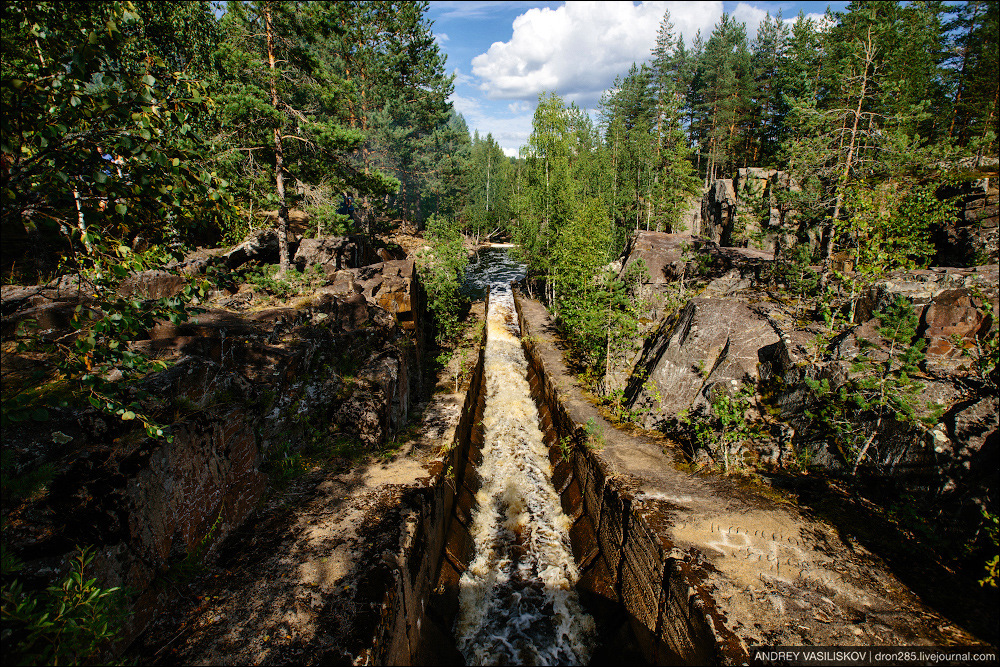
[691,14,752,184]
[214,1,398,272]
[751,12,788,166]
[649,10,695,231]
[944,0,999,154]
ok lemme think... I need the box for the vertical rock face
[701,178,737,243]
[326,259,423,333]
[701,170,807,254]
[292,235,390,272]
[934,177,1000,267]
[702,165,998,265]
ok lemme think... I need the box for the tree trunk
[824,27,875,260]
[265,3,290,277]
[948,1,981,140]
[72,186,92,253]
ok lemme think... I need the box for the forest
[3,1,998,359]
[1,1,999,663]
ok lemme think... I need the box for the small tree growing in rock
[803,294,935,474]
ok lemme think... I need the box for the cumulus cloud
[451,67,475,87]
[732,2,767,42]
[434,32,450,44]
[508,100,531,114]
[471,1,722,107]
[449,92,482,118]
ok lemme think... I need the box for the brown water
[454,289,596,666]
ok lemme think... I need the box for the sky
[425,1,851,157]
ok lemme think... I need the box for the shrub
[417,215,469,343]
[1,547,121,666]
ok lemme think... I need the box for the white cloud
[732,2,767,42]
[451,67,475,87]
[471,2,722,107]
[782,12,834,32]
[508,100,531,114]
[434,32,450,44]
[449,92,482,118]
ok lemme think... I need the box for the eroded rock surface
[0,234,430,653]
[624,297,779,425]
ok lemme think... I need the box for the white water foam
[455,290,595,666]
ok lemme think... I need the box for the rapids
[455,254,595,665]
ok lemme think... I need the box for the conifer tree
[214,1,398,273]
[750,12,788,166]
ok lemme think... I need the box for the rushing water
[461,247,527,301]
[456,248,596,666]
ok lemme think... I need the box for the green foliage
[680,381,761,473]
[979,507,999,589]
[844,180,957,273]
[156,510,223,586]
[1,1,236,271]
[4,241,231,443]
[243,263,323,300]
[583,418,605,451]
[304,203,355,238]
[1,546,121,667]
[264,440,307,481]
[417,215,469,343]
[954,292,998,389]
[557,435,575,461]
[549,199,613,367]
[773,244,821,320]
[804,294,931,473]
[461,132,512,241]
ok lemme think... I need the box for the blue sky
[426,1,850,156]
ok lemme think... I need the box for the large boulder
[327,259,421,331]
[618,231,694,283]
[623,297,780,428]
[921,288,995,358]
[293,235,378,272]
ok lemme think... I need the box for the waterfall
[455,285,595,665]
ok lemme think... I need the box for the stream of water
[455,248,596,666]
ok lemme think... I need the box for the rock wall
[701,167,999,266]
[934,177,1000,266]
[512,291,744,664]
[700,178,737,244]
[2,285,424,652]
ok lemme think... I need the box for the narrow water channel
[455,249,596,665]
